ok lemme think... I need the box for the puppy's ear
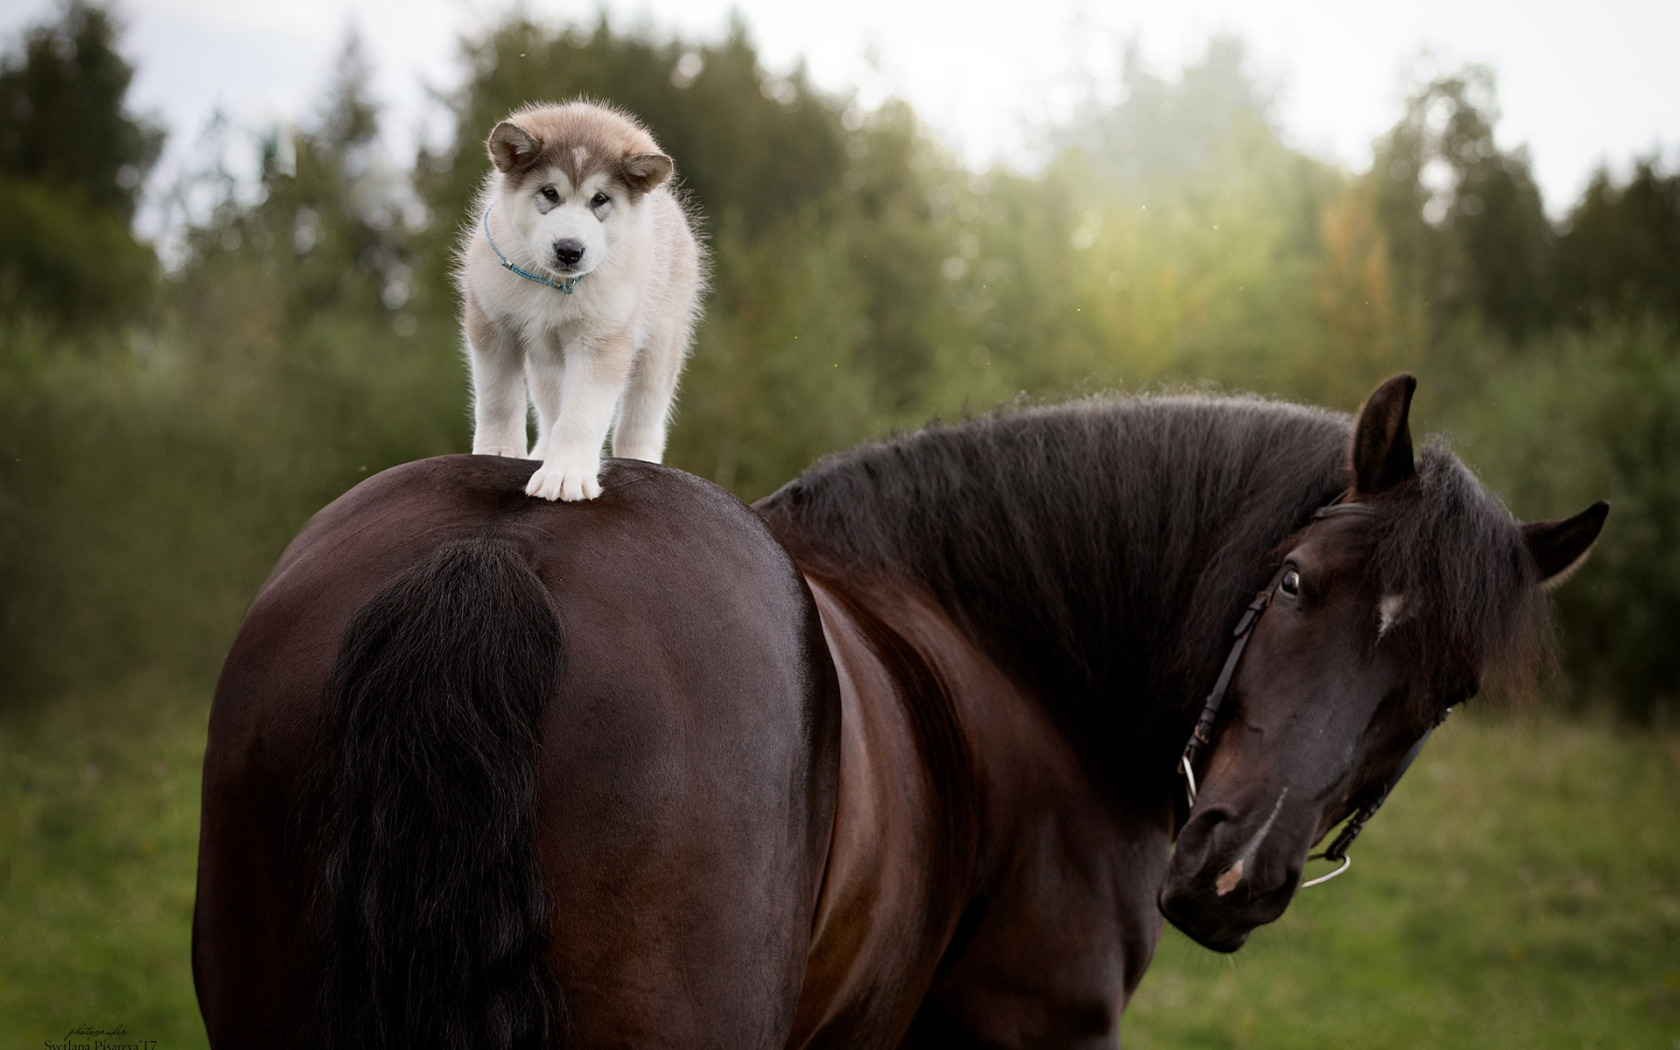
[621,153,673,194]
[487,121,542,173]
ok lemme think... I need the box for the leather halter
[1175,497,1450,888]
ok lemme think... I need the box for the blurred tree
[1044,37,1340,397]
[0,0,162,330]
[1554,158,1680,329]
[1056,35,1275,188]
[831,99,954,411]
[286,30,406,323]
[0,173,157,330]
[672,211,875,494]
[166,28,417,364]
[1369,68,1553,346]
[0,0,162,221]
[1311,182,1410,405]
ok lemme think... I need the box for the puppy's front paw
[475,443,527,459]
[526,457,603,501]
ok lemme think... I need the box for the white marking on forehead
[572,146,589,169]
[1378,594,1408,638]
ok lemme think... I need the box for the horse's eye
[1280,569,1302,597]
[539,186,560,203]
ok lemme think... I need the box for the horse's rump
[194,456,840,1048]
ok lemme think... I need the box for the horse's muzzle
[1159,805,1301,952]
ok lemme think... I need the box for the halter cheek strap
[1178,565,1288,809]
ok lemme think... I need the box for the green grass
[0,674,210,1049]
[1,684,1674,1048]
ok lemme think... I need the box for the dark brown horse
[194,375,1605,1048]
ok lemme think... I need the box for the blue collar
[482,205,588,294]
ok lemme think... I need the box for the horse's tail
[307,537,565,1049]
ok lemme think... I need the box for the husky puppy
[458,101,704,500]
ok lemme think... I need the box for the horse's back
[195,456,840,1048]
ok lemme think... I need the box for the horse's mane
[756,394,1544,770]
[1361,436,1550,700]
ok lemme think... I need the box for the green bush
[0,177,157,331]
[1449,319,1680,721]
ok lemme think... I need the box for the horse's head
[1160,374,1607,952]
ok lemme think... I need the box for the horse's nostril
[554,239,585,267]
[1185,805,1233,837]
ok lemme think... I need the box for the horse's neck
[760,408,1352,782]
[794,568,1180,1034]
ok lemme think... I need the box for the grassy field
[1,677,1675,1048]
[1,674,207,1047]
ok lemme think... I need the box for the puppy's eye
[590,192,611,208]
[539,186,560,203]
[1279,569,1302,597]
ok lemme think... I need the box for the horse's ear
[487,120,542,174]
[1523,501,1609,591]
[1350,374,1417,495]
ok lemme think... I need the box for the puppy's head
[485,102,673,279]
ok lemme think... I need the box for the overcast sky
[4,0,1678,224]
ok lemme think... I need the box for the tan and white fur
[458,101,704,500]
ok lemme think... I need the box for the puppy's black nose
[553,239,585,268]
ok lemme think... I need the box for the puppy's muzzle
[553,239,585,269]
